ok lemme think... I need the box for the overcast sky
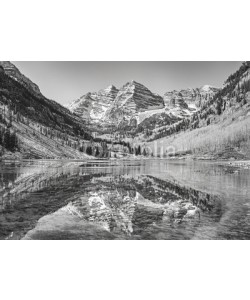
[13,61,242,105]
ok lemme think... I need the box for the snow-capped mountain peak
[103,84,118,92]
[67,81,165,124]
[67,81,221,127]
[67,84,119,122]
[104,81,165,122]
[164,85,220,110]
[200,84,218,92]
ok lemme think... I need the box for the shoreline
[1,152,250,168]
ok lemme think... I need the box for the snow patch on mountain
[68,85,119,122]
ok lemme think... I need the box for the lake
[0,159,250,239]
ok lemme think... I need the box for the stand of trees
[0,127,19,152]
[0,69,91,141]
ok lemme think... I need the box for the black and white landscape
[0,61,250,240]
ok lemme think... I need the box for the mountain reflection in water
[0,159,250,240]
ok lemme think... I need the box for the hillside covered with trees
[147,62,250,159]
[0,64,94,159]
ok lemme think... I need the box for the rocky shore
[227,160,250,169]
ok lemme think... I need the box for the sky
[13,61,242,105]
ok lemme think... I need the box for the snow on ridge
[200,84,219,92]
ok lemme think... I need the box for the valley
[0,61,250,161]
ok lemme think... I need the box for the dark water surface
[0,159,250,239]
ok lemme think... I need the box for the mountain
[68,80,165,126]
[68,81,219,134]
[105,81,164,122]
[188,64,250,128]
[164,85,220,109]
[0,61,43,98]
[147,62,250,159]
[68,81,217,140]
[0,61,93,159]
[68,85,119,122]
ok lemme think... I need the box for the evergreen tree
[95,147,100,157]
[3,128,12,150]
[0,129,3,146]
[86,146,92,156]
[216,97,223,115]
[137,145,141,155]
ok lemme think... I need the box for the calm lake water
[0,159,250,240]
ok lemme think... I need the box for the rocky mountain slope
[68,85,119,122]
[68,80,165,126]
[0,61,42,98]
[0,61,93,159]
[164,85,220,109]
[138,85,220,141]
[105,80,165,123]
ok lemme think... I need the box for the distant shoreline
[1,153,250,168]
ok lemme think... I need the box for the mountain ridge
[67,80,218,136]
[68,80,165,125]
[0,61,43,98]
[0,62,93,159]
